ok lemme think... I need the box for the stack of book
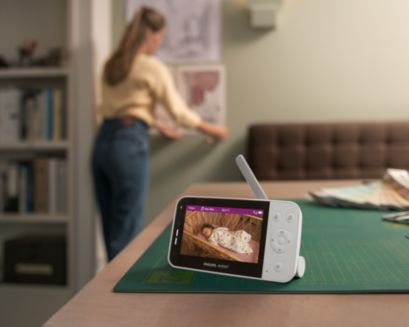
[310,169,409,210]
[0,158,68,214]
[0,87,67,143]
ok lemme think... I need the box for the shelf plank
[0,141,69,151]
[0,214,68,224]
[0,67,69,79]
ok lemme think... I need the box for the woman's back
[101,54,162,119]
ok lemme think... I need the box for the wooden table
[44,181,409,327]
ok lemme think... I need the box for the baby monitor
[168,155,305,283]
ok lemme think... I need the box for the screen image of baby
[200,224,253,254]
[180,210,261,263]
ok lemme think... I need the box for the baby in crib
[200,224,253,254]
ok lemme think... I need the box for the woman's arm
[196,120,229,140]
[153,120,228,141]
[153,121,182,140]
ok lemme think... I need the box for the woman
[92,7,228,261]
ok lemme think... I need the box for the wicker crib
[180,211,262,263]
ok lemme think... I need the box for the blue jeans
[92,118,149,261]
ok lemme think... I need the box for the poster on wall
[126,0,221,63]
[152,65,226,134]
[177,64,226,126]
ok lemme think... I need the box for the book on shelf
[5,162,19,212]
[0,88,21,143]
[34,158,49,213]
[0,158,68,215]
[0,86,67,144]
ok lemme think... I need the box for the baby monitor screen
[169,197,270,277]
[181,205,264,264]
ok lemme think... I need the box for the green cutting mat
[114,200,409,293]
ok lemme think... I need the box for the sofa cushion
[248,122,409,180]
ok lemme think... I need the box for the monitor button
[273,262,283,272]
[272,213,281,222]
[277,236,286,245]
[270,229,292,254]
[270,241,286,254]
[287,213,295,223]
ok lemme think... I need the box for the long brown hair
[104,7,166,86]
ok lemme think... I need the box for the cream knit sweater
[101,54,201,128]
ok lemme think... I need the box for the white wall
[0,0,66,62]
[226,0,409,124]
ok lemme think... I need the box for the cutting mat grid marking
[302,240,409,286]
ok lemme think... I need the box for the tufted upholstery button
[305,125,332,145]
[360,144,386,167]
[333,144,359,167]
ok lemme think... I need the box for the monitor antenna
[235,154,268,200]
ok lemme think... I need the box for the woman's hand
[154,121,183,140]
[197,121,229,140]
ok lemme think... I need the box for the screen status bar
[186,205,264,218]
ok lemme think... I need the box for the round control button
[275,245,284,253]
[272,213,281,222]
[273,262,283,272]
[270,241,287,254]
[275,229,292,244]
[287,213,295,223]
[270,229,292,254]
[277,236,286,245]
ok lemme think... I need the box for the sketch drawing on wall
[127,0,221,63]
[152,65,226,135]
[177,64,226,127]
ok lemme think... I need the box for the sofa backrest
[248,122,409,180]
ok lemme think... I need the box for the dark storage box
[3,234,66,285]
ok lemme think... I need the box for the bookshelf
[0,0,70,269]
[0,0,108,326]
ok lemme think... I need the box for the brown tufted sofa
[248,122,409,180]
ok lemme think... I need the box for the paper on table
[310,169,409,210]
